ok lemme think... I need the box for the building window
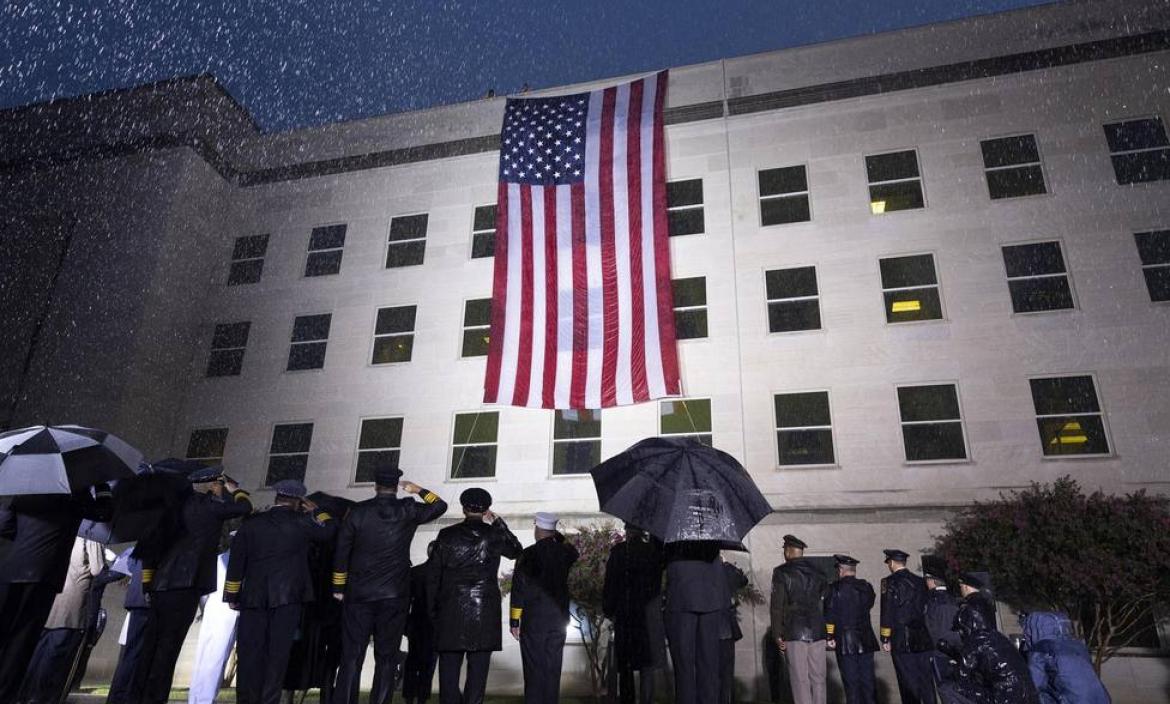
[305,224,346,277]
[462,299,492,357]
[774,392,835,466]
[1104,117,1170,185]
[759,166,810,225]
[1029,376,1110,456]
[287,314,331,371]
[672,277,707,339]
[387,214,428,268]
[766,266,820,333]
[266,422,313,485]
[1002,241,1074,313]
[879,254,942,323]
[897,384,968,462]
[227,234,268,285]
[206,322,250,377]
[471,205,497,258]
[355,417,403,484]
[372,306,416,364]
[666,179,704,236]
[552,409,601,475]
[866,150,924,214]
[451,411,498,479]
[186,428,228,465]
[981,134,1047,199]
[659,399,712,446]
[1135,229,1170,302]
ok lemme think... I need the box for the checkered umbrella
[0,425,143,495]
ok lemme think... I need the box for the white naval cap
[534,512,559,530]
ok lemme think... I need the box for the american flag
[484,71,680,409]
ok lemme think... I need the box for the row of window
[224,118,1170,287]
[186,373,1110,486]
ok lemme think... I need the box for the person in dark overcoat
[719,558,748,704]
[428,488,522,704]
[664,540,732,704]
[402,543,440,704]
[770,534,829,704]
[937,594,1040,704]
[923,567,961,684]
[602,525,665,704]
[824,554,879,704]
[879,549,935,704]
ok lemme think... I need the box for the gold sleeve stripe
[233,491,250,501]
[510,607,523,619]
[318,512,332,522]
[141,570,155,580]
[422,491,439,504]
[826,624,835,634]
[880,627,892,637]
[332,572,348,584]
[224,580,242,593]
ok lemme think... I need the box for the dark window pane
[981,135,1040,168]
[372,334,414,364]
[869,181,924,212]
[866,151,919,182]
[759,166,807,196]
[206,349,244,377]
[768,300,821,333]
[884,288,943,323]
[232,235,269,260]
[386,240,426,268]
[472,231,496,258]
[292,314,332,342]
[464,299,493,326]
[1134,230,1170,265]
[309,224,346,250]
[270,423,314,453]
[454,413,499,444]
[1029,376,1101,415]
[766,267,818,300]
[451,446,497,478]
[1037,415,1110,456]
[668,208,704,236]
[897,385,960,422]
[355,450,400,484]
[462,329,491,357]
[186,428,228,459]
[880,255,937,288]
[553,440,600,475]
[1142,266,1170,302]
[359,418,403,449]
[672,277,706,307]
[1104,118,1170,153]
[212,322,250,350]
[553,409,601,439]
[265,455,308,485]
[376,306,416,335]
[667,179,703,207]
[305,249,343,277]
[227,259,264,285]
[1008,277,1074,313]
[1111,150,1170,185]
[287,342,327,370]
[389,214,429,241]
[1003,242,1066,277]
[774,392,831,428]
[761,195,811,225]
[777,429,835,465]
[902,422,967,461]
[473,205,497,231]
[674,309,708,339]
[660,399,711,435]
[987,165,1047,199]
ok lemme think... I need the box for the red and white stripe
[484,71,680,409]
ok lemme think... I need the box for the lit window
[759,166,810,225]
[552,410,601,475]
[471,205,497,258]
[372,306,416,364]
[451,411,498,479]
[672,277,707,339]
[866,150,924,214]
[774,392,835,466]
[897,384,968,462]
[1001,242,1074,313]
[981,135,1047,199]
[766,267,820,333]
[879,254,943,323]
[667,179,704,236]
[461,299,492,358]
[1104,117,1170,185]
[227,234,268,285]
[659,399,712,446]
[1134,229,1170,302]
[305,224,346,277]
[387,214,428,268]
[266,423,313,484]
[206,322,250,377]
[287,314,331,371]
[1029,376,1110,456]
[186,428,228,466]
[355,417,403,484]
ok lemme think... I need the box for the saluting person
[824,555,879,704]
[509,513,579,704]
[879,549,935,704]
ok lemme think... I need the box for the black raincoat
[939,604,1040,704]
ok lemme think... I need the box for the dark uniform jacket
[223,504,336,609]
[407,559,437,647]
[111,547,148,609]
[0,492,113,591]
[880,568,933,653]
[925,586,961,653]
[429,517,523,652]
[664,541,730,614]
[509,533,579,632]
[331,489,447,602]
[958,591,998,632]
[602,536,666,670]
[722,562,748,641]
[947,605,1040,704]
[144,489,252,594]
[824,575,879,655]
[770,557,828,642]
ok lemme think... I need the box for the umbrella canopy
[0,425,143,495]
[590,436,772,545]
[78,458,202,544]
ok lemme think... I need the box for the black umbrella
[78,458,201,544]
[590,436,772,545]
[0,425,143,496]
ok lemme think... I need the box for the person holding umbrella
[602,525,666,704]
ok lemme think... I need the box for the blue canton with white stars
[499,92,590,187]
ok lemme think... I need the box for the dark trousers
[836,652,876,704]
[520,628,567,704]
[719,638,735,704]
[333,598,409,704]
[236,603,302,704]
[892,651,936,704]
[106,609,149,704]
[402,634,437,704]
[665,610,722,704]
[616,665,656,704]
[930,651,956,683]
[20,627,85,704]
[135,588,202,704]
[438,650,492,704]
[0,582,59,700]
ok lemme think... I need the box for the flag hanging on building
[483,71,681,410]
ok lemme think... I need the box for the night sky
[1,0,1057,132]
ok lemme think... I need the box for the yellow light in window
[891,300,921,313]
[1048,420,1088,445]
[871,200,887,214]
